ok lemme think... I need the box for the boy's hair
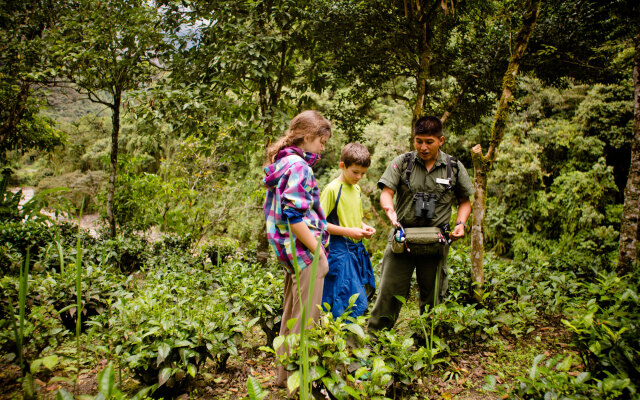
[266,110,332,164]
[414,116,443,138]
[341,142,371,168]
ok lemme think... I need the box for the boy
[320,142,377,318]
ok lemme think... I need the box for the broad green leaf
[344,324,366,340]
[556,355,572,372]
[157,343,171,365]
[187,364,197,378]
[575,372,591,384]
[287,370,300,393]
[310,365,326,381]
[246,375,264,400]
[158,367,172,387]
[30,359,43,374]
[97,363,114,399]
[42,355,59,370]
[342,385,361,398]
[529,354,545,380]
[273,336,285,352]
[130,384,157,400]
[57,389,75,400]
[286,317,298,330]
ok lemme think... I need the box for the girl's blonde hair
[266,110,332,164]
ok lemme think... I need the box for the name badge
[436,178,450,185]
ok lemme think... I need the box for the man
[368,116,474,335]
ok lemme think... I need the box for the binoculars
[414,192,436,219]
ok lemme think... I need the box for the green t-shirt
[320,177,364,242]
[378,150,474,228]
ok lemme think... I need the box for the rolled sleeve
[377,154,406,191]
[283,208,304,223]
[454,161,475,199]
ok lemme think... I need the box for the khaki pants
[275,253,329,388]
[368,241,449,334]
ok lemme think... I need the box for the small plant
[57,362,156,400]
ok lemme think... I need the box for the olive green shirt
[378,150,474,228]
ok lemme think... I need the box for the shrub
[563,271,640,397]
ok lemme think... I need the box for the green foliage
[488,353,632,400]
[212,259,284,346]
[0,0,63,161]
[99,263,244,392]
[57,362,156,400]
[37,263,128,333]
[563,272,640,396]
[271,307,393,400]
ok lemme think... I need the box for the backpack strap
[326,184,343,226]
[401,152,416,190]
[445,155,458,190]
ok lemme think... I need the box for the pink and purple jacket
[264,147,329,274]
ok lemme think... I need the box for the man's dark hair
[414,116,443,137]
[341,142,371,168]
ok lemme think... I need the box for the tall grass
[285,223,323,398]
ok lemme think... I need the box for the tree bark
[107,88,121,238]
[617,21,640,274]
[0,82,31,163]
[412,19,432,130]
[470,0,540,302]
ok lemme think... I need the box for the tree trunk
[470,0,540,302]
[0,82,31,163]
[470,162,488,301]
[617,22,640,274]
[106,89,121,238]
[412,19,433,131]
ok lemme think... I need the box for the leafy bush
[102,264,244,393]
[212,259,283,346]
[0,275,68,365]
[563,272,640,397]
[35,263,129,332]
[97,234,151,274]
[0,220,53,274]
[271,307,393,400]
[488,353,634,400]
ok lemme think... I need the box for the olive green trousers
[368,241,449,334]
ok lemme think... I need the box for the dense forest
[1,0,639,399]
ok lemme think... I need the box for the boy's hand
[348,228,370,240]
[362,223,376,239]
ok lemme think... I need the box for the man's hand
[380,187,400,226]
[384,208,400,227]
[449,223,466,239]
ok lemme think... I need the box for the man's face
[413,134,444,163]
[340,162,368,185]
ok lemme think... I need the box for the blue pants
[322,235,376,318]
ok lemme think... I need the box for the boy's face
[340,162,368,185]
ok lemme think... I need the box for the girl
[263,110,332,388]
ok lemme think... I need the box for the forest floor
[0,313,575,400]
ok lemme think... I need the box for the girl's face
[300,135,328,154]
